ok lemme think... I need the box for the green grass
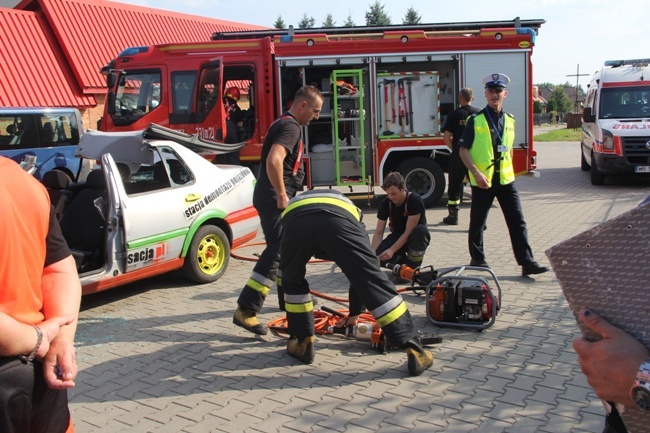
[534,128,582,142]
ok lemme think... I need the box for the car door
[118,145,196,272]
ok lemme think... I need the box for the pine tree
[273,16,286,30]
[365,1,391,26]
[402,7,421,25]
[343,13,355,27]
[298,13,315,29]
[322,13,336,28]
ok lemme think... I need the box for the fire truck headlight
[401,36,408,43]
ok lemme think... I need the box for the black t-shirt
[254,112,304,200]
[45,206,71,267]
[442,104,480,149]
[377,191,426,234]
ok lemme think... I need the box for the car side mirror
[582,107,595,123]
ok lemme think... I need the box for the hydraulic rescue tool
[386,263,502,330]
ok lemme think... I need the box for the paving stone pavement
[70,139,650,433]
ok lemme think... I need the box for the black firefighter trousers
[279,211,417,346]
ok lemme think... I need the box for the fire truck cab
[581,58,650,185]
[101,19,544,207]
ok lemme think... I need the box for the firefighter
[279,189,434,376]
[441,88,479,225]
[233,86,323,335]
[371,172,430,269]
[458,73,548,276]
[214,87,243,165]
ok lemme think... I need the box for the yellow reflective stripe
[247,278,271,296]
[285,301,314,314]
[283,197,361,221]
[447,199,460,205]
[375,300,408,328]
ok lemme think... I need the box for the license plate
[635,166,650,173]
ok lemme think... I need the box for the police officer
[233,86,323,335]
[441,88,479,225]
[459,73,548,276]
[279,189,433,376]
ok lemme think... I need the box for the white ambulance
[581,58,650,184]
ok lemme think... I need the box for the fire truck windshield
[111,71,161,125]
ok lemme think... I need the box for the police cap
[483,73,510,89]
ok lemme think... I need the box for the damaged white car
[49,125,259,295]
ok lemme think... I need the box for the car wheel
[397,157,446,208]
[580,150,590,171]
[182,225,230,283]
[590,152,605,185]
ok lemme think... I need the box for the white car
[49,126,258,295]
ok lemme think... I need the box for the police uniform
[279,189,433,376]
[458,73,548,276]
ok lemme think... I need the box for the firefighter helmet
[225,87,240,102]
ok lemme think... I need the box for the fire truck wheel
[397,157,445,208]
[589,152,606,185]
[183,225,230,284]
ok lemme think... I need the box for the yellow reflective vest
[468,112,516,186]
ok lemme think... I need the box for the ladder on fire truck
[211,18,545,41]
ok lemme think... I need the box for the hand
[335,315,360,328]
[43,338,77,390]
[34,315,76,361]
[276,193,289,210]
[474,171,491,189]
[378,248,394,262]
[573,309,650,407]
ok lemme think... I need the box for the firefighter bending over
[371,172,431,269]
[279,189,433,376]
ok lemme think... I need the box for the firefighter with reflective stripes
[233,86,323,335]
[279,189,433,376]
[459,73,548,276]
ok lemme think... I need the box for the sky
[113,0,649,89]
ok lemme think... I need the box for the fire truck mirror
[106,72,117,89]
[107,92,116,115]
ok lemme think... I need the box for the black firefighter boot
[442,206,459,225]
[404,336,434,376]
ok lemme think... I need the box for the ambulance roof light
[604,59,650,68]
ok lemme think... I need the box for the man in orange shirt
[0,156,82,433]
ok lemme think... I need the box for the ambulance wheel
[397,157,445,208]
[580,151,590,171]
[590,152,605,185]
[183,225,230,284]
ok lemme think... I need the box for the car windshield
[599,87,650,119]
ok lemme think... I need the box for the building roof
[0,8,94,107]
[1,0,266,107]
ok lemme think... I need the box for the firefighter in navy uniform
[459,73,548,276]
[279,189,434,376]
[214,87,243,165]
[233,86,323,336]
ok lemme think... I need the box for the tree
[298,13,315,29]
[533,100,543,114]
[343,13,356,27]
[551,86,573,114]
[322,13,336,28]
[365,1,391,26]
[546,99,557,113]
[273,16,286,30]
[402,7,421,25]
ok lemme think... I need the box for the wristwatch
[631,359,650,411]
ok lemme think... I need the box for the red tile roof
[0,8,95,107]
[1,0,267,107]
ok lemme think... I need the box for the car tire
[397,157,445,208]
[590,152,606,185]
[182,225,230,284]
[580,150,590,171]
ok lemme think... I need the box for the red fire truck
[101,19,544,207]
